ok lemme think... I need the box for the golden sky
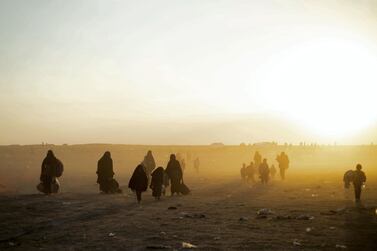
[1,1,377,145]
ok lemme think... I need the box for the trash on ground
[108,233,116,237]
[257,208,274,216]
[296,214,314,220]
[335,244,347,249]
[293,239,302,246]
[182,242,198,249]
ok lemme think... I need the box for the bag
[56,159,64,177]
[36,178,60,193]
[179,183,190,195]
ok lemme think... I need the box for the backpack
[56,159,64,177]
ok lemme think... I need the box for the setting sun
[256,37,377,139]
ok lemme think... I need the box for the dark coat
[97,153,114,183]
[40,151,59,181]
[166,159,183,181]
[353,170,366,186]
[150,167,164,197]
[128,165,148,192]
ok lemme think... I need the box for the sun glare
[256,38,377,138]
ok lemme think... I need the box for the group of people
[38,149,368,204]
[240,151,290,184]
[38,150,189,204]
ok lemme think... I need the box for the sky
[1,0,377,145]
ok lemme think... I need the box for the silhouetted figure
[142,150,156,175]
[150,167,164,200]
[276,152,289,180]
[194,157,200,174]
[259,159,270,184]
[270,164,277,179]
[343,170,354,189]
[97,151,121,194]
[38,150,63,194]
[353,164,366,203]
[246,161,255,183]
[165,154,183,196]
[254,151,262,168]
[128,164,148,203]
[240,163,247,181]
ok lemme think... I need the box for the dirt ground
[0,144,377,250]
[0,174,376,251]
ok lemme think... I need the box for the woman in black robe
[40,150,59,194]
[128,164,148,203]
[97,151,117,193]
[150,167,164,200]
[165,154,183,196]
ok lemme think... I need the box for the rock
[329,226,336,230]
[306,227,312,233]
[108,233,116,237]
[168,206,177,210]
[182,242,198,249]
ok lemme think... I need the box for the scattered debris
[293,239,302,246]
[257,208,274,216]
[168,206,177,210]
[335,244,347,249]
[182,242,198,249]
[108,233,116,237]
[296,215,314,220]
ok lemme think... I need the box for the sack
[179,183,190,195]
[108,178,122,193]
[56,159,64,177]
[36,178,60,193]
[37,182,44,193]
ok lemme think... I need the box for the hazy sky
[1,0,377,145]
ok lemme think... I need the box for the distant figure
[270,164,277,179]
[276,152,289,180]
[259,159,270,184]
[343,170,354,189]
[142,150,156,175]
[165,154,183,196]
[128,164,148,203]
[150,167,165,200]
[246,161,255,183]
[194,157,200,174]
[97,151,121,194]
[254,151,262,168]
[352,164,367,203]
[240,163,247,181]
[38,150,63,195]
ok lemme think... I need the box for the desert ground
[0,144,376,250]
